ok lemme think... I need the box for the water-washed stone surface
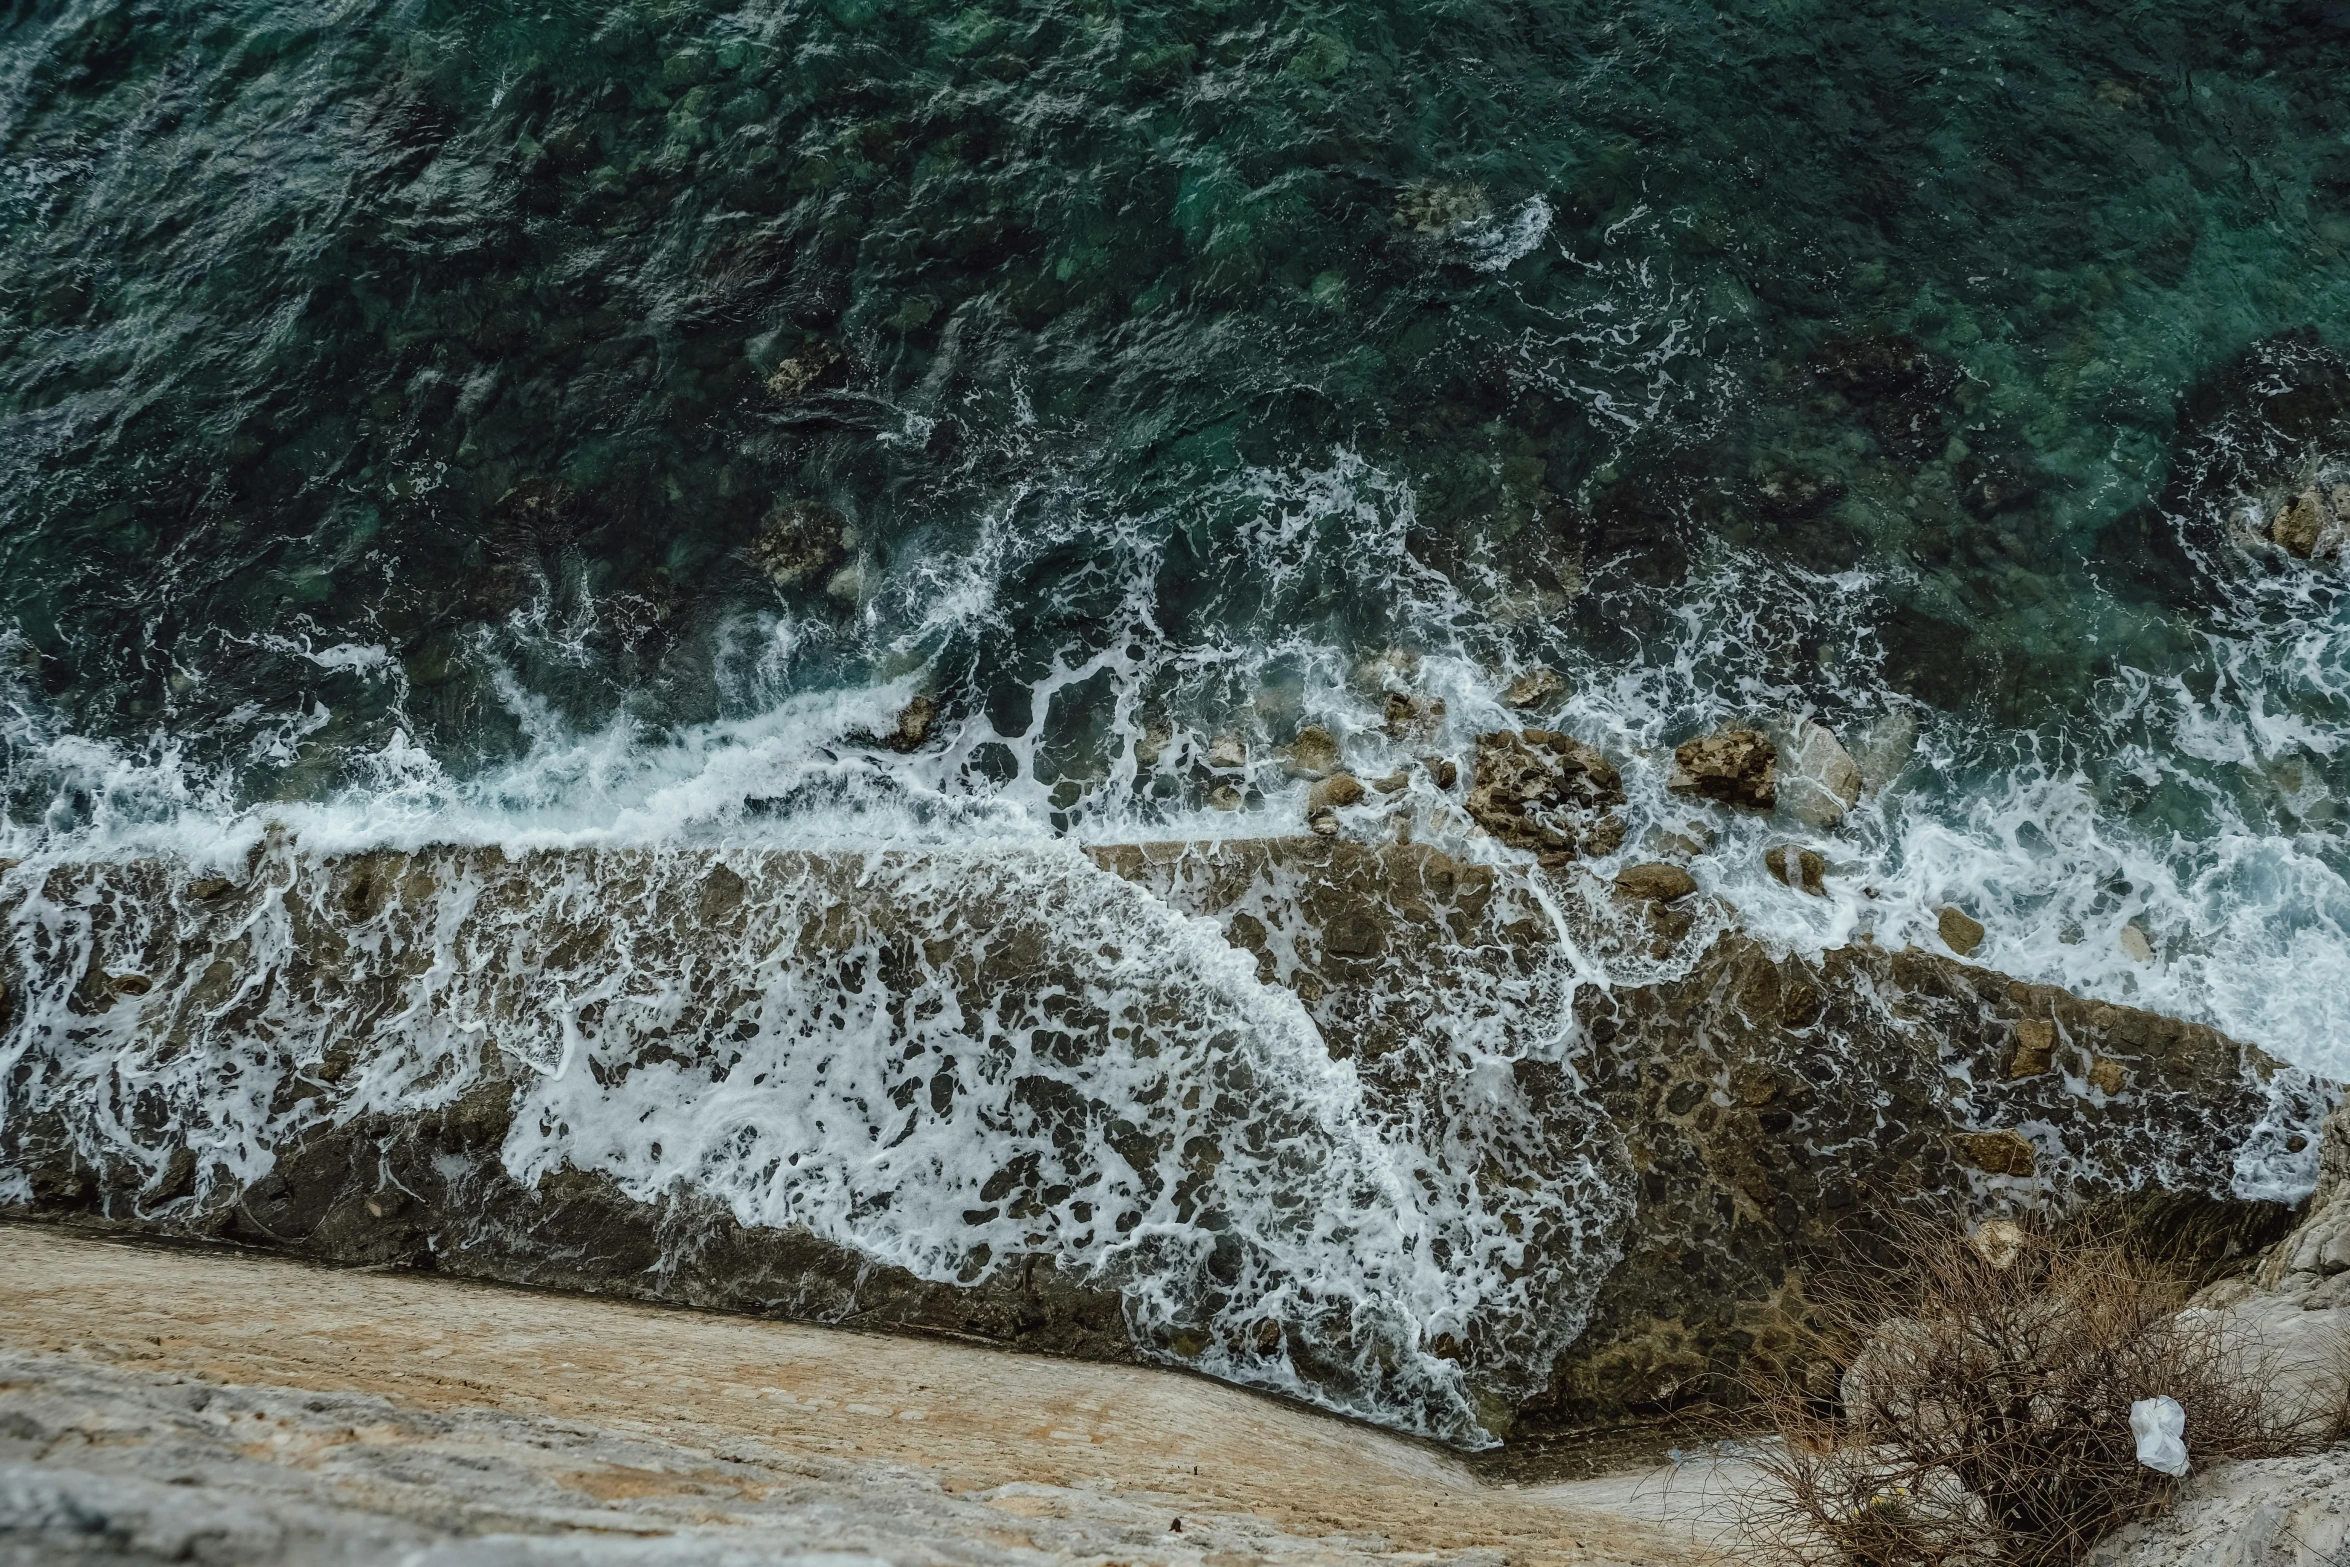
[0,841,2326,1439]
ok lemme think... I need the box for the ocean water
[5,0,2350,1440]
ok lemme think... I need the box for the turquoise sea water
[5,0,2350,1438]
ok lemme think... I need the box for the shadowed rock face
[0,839,2326,1442]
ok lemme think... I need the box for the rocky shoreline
[1,836,2325,1443]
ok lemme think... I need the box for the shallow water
[4,0,2349,1440]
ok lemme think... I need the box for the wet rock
[1207,784,1244,811]
[1371,771,1410,794]
[1282,726,1342,779]
[1953,1128,2038,1178]
[1306,774,1365,815]
[1613,864,1697,903]
[2009,1019,2056,1078]
[2272,485,2349,560]
[1500,667,1567,712]
[1667,728,1777,810]
[823,562,864,604]
[1,843,2319,1442]
[761,339,845,402]
[748,500,854,590]
[1392,181,1489,236]
[1424,756,1459,791]
[186,878,234,901]
[1763,844,1826,896]
[1937,905,1985,957]
[2088,1056,2128,1095]
[880,696,937,753]
[1465,730,1625,858]
[2120,921,2155,964]
[1778,718,1863,829]
[1850,710,1919,794]
[1381,692,1444,742]
[1206,735,1247,771]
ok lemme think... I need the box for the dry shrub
[1741,1211,2314,1566]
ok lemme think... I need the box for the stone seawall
[0,838,2325,1439]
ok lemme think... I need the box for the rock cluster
[1465,729,1627,864]
[1666,728,1778,810]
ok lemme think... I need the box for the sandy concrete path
[0,1223,1732,1566]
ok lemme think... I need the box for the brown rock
[1763,844,1826,896]
[1465,730,1625,857]
[1501,667,1568,712]
[1206,734,1247,771]
[2009,1019,2056,1078]
[1382,692,1445,742]
[1426,757,1458,790]
[1283,726,1343,779]
[1954,1129,2038,1178]
[1667,729,1777,810]
[1307,774,1366,814]
[1614,863,1698,903]
[2275,488,2331,558]
[1371,771,1411,794]
[1938,906,1985,957]
[883,696,937,753]
[2088,1056,2127,1096]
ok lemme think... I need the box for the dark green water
[4,0,2350,1053]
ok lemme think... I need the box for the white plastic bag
[2130,1395,2189,1477]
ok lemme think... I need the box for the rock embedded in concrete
[1667,729,1777,810]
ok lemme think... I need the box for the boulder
[1501,667,1568,712]
[1283,725,1343,779]
[1668,729,1777,810]
[1763,844,1826,896]
[1613,864,1698,903]
[1206,734,1247,771]
[1938,906,1986,957]
[1778,718,1863,829]
[2270,486,2347,560]
[1465,729,1626,863]
[1306,774,1366,814]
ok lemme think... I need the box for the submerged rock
[1465,729,1626,861]
[1382,692,1445,742]
[748,499,853,589]
[1667,728,1777,810]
